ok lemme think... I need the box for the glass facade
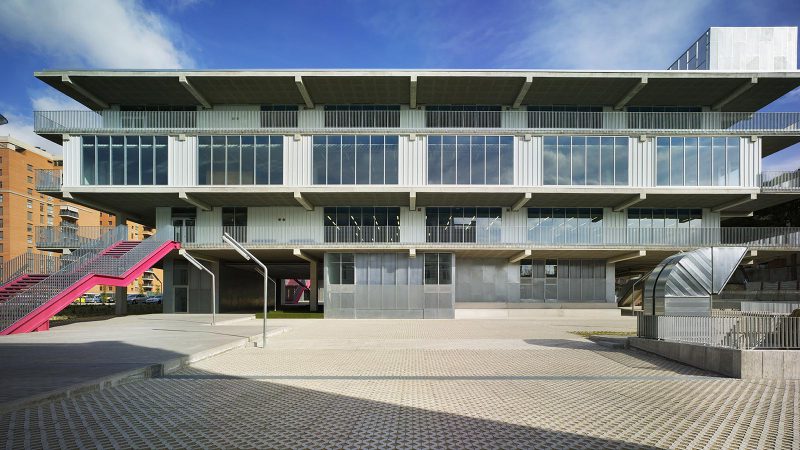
[425,207,502,243]
[424,253,452,285]
[323,207,400,243]
[313,135,398,185]
[656,137,739,186]
[542,136,628,186]
[426,105,502,128]
[427,135,513,185]
[627,208,703,228]
[198,136,283,185]
[327,253,355,285]
[526,208,603,244]
[81,135,167,185]
[324,105,400,127]
[668,30,710,70]
[221,207,247,242]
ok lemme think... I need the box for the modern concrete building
[26,26,800,319]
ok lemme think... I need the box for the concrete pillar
[606,262,616,304]
[114,286,127,315]
[309,261,318,312]
[278,278,285,310]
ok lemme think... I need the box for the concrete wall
[710,27,798,71]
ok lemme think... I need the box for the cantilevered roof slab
[522,77,642,105]
[303,76,410,104]
[186,75,303,104]
[416,76,525,105]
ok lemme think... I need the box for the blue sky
[0,0,799,169]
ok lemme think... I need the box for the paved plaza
[1,316,799,449]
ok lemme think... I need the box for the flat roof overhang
[58,185,798,226]
[35,69,800,113]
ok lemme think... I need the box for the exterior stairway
[0,226,179,335]
[0,275,50,303]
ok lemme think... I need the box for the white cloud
[0,110,63,155]
[0,0,194,69]
[31,93,88,112]
[498,0,715,69]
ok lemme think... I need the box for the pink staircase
[0,274,49,303]
[0,231,179,335]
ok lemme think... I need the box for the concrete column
[309,261,318,312]
[606,262,616,304]
[278,278,285,310]
[114,286,127,315]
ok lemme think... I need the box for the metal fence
[760,171,800,191]
[0,253,63,285]
[637,314,800,349]
[33,110,800,134]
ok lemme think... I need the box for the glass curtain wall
[81,135,167,185]
[427,135,513,185]
[198,135,283,185]
[656,137,739,186]
[313,135,398,184]
[323,207,400,243]
[221,207,247,242]
[542,136,628,185]
[526,208,603,245]
[627,208,704,245]
[426,207,502,243]
[424,253,453,284]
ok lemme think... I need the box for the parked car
[145,295,162,304]
[84,293,103,304]
[127,294,147,304]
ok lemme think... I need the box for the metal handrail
[35,225,118,249]
[33,110,800,133]
[35,169,62,192]
[760,170,800,191]
[0,253,63,285]
[637,314,800,349]
[155,225,800,248]
[0,226,171,333]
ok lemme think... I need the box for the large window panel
[424,253,453,285]
[427,135,513,185]
[312,135,398,185]
[323,206,400,243]
[81,135,168,186]
[543,136,629,186]
[656,136,739,186]
[426,207,501,243]
[199,135,283,185]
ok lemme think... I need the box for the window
[26,200,32,209]
[221,207,247,242]
[527,105,602,128]
[26,224,32,233]
[627,209,702,228]
[198,135,283,185]
[27,164,33,172]
[39,204,44,212]
[27,188,32,195]
[261,105,298,128]
[27,176,33,184]
[527,207,603,244]
[543,136,628,185]
[426,207,502,243]
[323,207,400,243]
[82,135,168,185]
[426,105,501,128]
[656,137,739,186]
[627,106,702,129]
[0,194,3,202]
[327,253,354,285]
[27,235,32,244]
[427,135,513,185]
[545,260,558,278]
[313,135,398,185]
[0,231,3,240]
[424,253,452,285]
[324,105,400,128]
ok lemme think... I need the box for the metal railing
[35,169,62,192]
[0,253,63,285]
[33,110,800,134]
[160,225,800,249]
[0,226,170,333]
[760,170,800,191]
[637,314,800,349]
[35,225,117,249]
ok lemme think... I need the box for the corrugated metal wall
[740,137,761,187]
[400,106,424,128]
[155,207,171,230]
[399,135,425,186]
[248,206,323,242]
[630,137,653,187]
[400,208,425,243]
[170,136,196,187]
[515,136,540,186]
[285,135,311,186]
[62,137,82,187]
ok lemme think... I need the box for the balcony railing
[153,225,800,249]
[33,110,800,134]
[637,314,800,350]
[35,225,118,249]
[760,170,800,191]
[35,169,62,192]
[58,208,79,220]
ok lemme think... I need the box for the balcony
[58,207,79,220]
[760,170,800,191]
[35,225,117,249]
[33,110,800,135]
[165,225,800,250]
[35,169,62,192]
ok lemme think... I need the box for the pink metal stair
[0,274,49,303]
[0,229,179,335]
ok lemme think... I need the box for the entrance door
[174,287,188,312]
[173,218,196,243]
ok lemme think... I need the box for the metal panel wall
[298,108,324,128]
[155,207,172,230]
[170,135,196,187]
[515,136,539,186]
[400,208,425,243]
[62,136,82,188]
[502,208,527,244]
[285,135,311,186]
[702,208,721,227]
[198,104,259,129]
[248,206,323,243]
[740,137,761,188]
[400,106,424,128]
[455,257,520,303]
[630,137,653,187]
[194,206,222,244]
[399,135,425,186]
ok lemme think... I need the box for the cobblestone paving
[2,318,798,449]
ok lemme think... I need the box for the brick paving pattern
[1,318,798,449]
